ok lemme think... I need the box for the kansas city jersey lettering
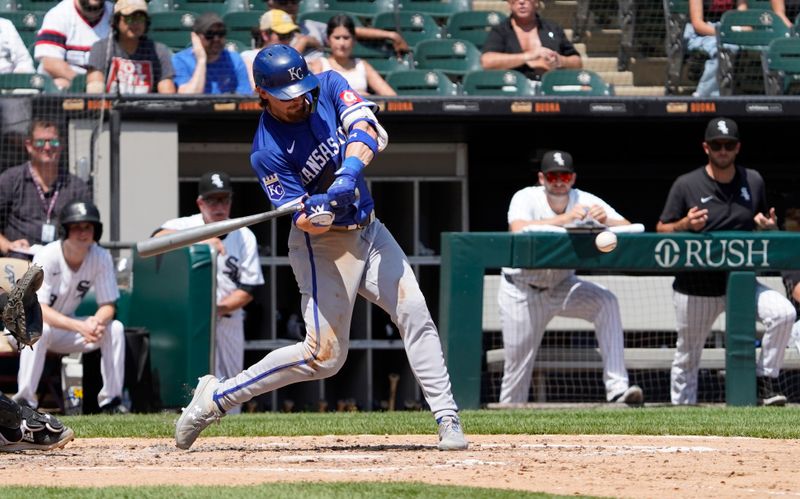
[301,128,347,183]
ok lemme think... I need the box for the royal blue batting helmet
[252,44,319,100]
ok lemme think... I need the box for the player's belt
[503,272,548,291]
[329,210,376,232]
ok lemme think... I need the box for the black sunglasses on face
[32,138,60,148]
[708,141,738,151]
[203,30,227,40]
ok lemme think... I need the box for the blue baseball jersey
[250,71,376,227]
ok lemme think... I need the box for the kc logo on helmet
[288,66,304,81]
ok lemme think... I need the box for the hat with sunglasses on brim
[193,12,225,34]
[705,117,739,142]
[114,0,148,15]
[198,171,233,197]
[260,9,300,34]
[541,150,575,173]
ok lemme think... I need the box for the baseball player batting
[498,151,643,405]
[155,171,264,415]
[174,44,467,451]
[657,117,796,405]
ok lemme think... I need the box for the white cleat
[612,385,644,406]
[437,415,468,451]
[175,375,224,450]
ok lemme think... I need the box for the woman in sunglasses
[497,150,643,407]
[86,0,175,94]
[308,15,396,97]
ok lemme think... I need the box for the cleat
[175,375,224,450]
[757,376,787,407]
[611,385,644,406]
[437,415,468,451]
[1,406,74,452]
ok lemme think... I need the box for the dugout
[2,94,799,411]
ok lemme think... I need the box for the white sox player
[498,150,644,405]
[14,200,126,413]
[657,117,796,406]
[156,172,264,414]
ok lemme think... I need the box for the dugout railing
[439,231,800,409]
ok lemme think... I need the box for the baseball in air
[595,231,617,253]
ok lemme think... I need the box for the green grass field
[65,406,800,439]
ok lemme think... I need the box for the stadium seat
[224,38,249,52]
[663,0,710,95]
[0,73,59,93]
[398,0,471,22]
[67,73,86,93]
[461,69,535,96]
[297,10,364,27]
[352,41,411,75]
[762,37,800,95]
[148,0,177,13]
[444,10,506,50]
[172,0,229,16]
[0,0,15,11]
[385,69,459,95]
[222,11,260,46]
[15,0,58,12]
[299,0,326,14]
[0,11,44,47]
[412,38,481,77]
[324,0,397,21]
[717,9,791,95]
[149,11,199,51]
[372,12,442,48]
[539,69,614,96]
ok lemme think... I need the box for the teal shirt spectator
[172,48,251,94]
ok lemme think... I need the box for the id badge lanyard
[29,164,60,243]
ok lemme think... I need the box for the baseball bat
[388,373,400,412]
[136,202,302,258]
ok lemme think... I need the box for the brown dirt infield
[2,434,799,497]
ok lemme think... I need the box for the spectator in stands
[240,9,308,90]
[35,0,113,90]
[13,200,127,414]
[308,15,396,97]
[266,0,410,57]
[770,0,797,28]
[481,0,582,85]
[154,171,264,414]
[85,0,175,94]
[173,12,251,94]
[0,18,35,74]
[685,0,746,97]
[657,117,796,406]
[0,119,90,258]
[498,150,644,406]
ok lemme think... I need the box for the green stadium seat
[0,0,16,11]
[386,69,459,95]
[224,38,249,52]
[412,38,481,77]
[148,0,178,13]
[149,11,199,51]
[372,11,442,48]
[297,10,364,27]
[461,69,535,96]
[1,11,44,47]
[15,0,58,12]
[398,0,471,21]
[67,73,86,93]
[539,69,614,96]
[444,10,506,50]
[0,73,59,93]
[299,0,326,14]
[762,37,800,94]
[324,0,397,21]
[222,11,260,46]
[352,41,410,75]
[717,9,791,95]
[173,0,228,15]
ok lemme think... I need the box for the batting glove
[327,157,363,208]
[303,194,335,227]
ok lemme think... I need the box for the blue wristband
[336,156,365,178]
[346,128,378,156]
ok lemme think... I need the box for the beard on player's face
[709,152,736,170]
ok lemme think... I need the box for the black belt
[503,273,548,291]
[328,210,376,232]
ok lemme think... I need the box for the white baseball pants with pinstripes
[214,316,244,415]
[212,219,459,419]
[497,275,631,403]
[670,282,797,405]
[14,319,126,409]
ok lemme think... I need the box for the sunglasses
[122,13,147,24]
[203,30,227,40]
[707,141,738,151]
[31,138,60,148]
[544,171,574,183]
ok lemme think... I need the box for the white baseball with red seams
[595,231,617,253]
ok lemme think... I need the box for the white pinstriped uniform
[671,285,796,404]
[161,214,264,382]
[498,186,632,402]
[15,241,125,409]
